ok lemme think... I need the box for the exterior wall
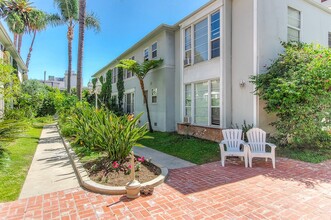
[257,0,331,132]
[177,123,222,142]
[95,29,177,132]
[64,71,78,89]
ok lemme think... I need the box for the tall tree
[76,0,85,100]
[49,0,99,93]
[117,59,163,132]
[25,9,47,70]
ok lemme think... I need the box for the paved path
[1,158,331,219]
[19,124,80,199]
[133,146,195,169]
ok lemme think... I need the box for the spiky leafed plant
[25,9,47,70]
[49,0,99,93]
[117,59,163,132]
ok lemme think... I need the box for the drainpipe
[253,0,259,126]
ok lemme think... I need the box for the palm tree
[25,9,47,70]
[117,59,163,132]
[76,0,85,101]
[49,0,99,93]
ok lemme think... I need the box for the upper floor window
[194,18,208,63]
[124,93,134,114]
[288,7,301,42]
[112,68,117,84]
[144,48,149,61]
[152,42,157,58]
[184,27,192,65]
[211,11,220,58]
[151,88,157,103]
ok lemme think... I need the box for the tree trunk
[25,30,36,71]
[139,78,153,132]
[18,34,23,54]
[14,34,18,49]
[76,0,86,101]
[67,24,74,93]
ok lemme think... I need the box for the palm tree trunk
[18,34,23,54]
[77,0,86,101]
[25,30,37,71]
[67,24,73,93]
[14,34,18,49]
[139,78,153,132]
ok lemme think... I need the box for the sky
[8,0,210,86]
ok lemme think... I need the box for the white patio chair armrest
[266,143,277,149]
[220,140,227,145]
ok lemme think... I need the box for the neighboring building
[41,75,66,90]
[0,21,28,118]
[93,0,331,141]
[64,71,78,90]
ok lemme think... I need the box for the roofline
[93,24,177,77]
[0,22,28,72]
[304,0,331,14]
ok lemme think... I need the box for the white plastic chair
[219,129,248,168]
[246,128,277,169]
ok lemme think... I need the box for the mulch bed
[83,157,161,186]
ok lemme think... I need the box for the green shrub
[0,120,27,153]
[251,42,331,149]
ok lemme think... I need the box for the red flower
[137,156,145,162]
[128,164,132,169]
[112,161,119,169]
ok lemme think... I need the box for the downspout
[253,0,259,126]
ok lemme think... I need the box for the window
[103,73,106,83]
[112,68,117,84]
[126,56,135,79]
[211,11,220,58]
[184,27,192,63]
[152,42,157,58]
[194,82,209,125]
[194,18,208,63]
[185,84,191,117]
[288,7,301,42]
[144,48,149,61]
[211,80,220,125]
[151,88,157,103]
[185,79,220,126]
[125,93,134,114]
[328,32,331,48]
[143,90,148,104]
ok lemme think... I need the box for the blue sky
[11,0,210,86]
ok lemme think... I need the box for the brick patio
[1,158,331,219]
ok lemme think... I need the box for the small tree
[116,67,124,113]
[251,42,331,149]
[117,59,163,132]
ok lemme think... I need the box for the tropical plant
[49,0,100,93]
[0,61,21,106]
[99,69,112,109]
[251,42,331,149]
[0,119,27,154]
[116,67,124,112]
[117,59,163,132]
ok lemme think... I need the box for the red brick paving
[1,158,331,219]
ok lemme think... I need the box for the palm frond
[46,13,65,27]
[53,0,78,21]
[85,12,100,32]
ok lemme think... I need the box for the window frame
[124,92,135,114]
[287,7,301,42]
[210,11,221,59]
[144,48,149,61]
[151,88,157,104]
[151,42,158,59]
[112,68,117,84]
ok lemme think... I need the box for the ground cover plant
[251,42,331,153]
[138,132,220,165]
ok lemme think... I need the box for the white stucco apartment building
[93,0,331,141]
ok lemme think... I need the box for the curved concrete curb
[58,126,168,195]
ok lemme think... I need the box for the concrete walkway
[133,146,195,169]
[19,124,80,199]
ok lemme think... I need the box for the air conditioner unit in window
[184,58,191,66]
[183,116,191,124]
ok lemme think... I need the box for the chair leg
[244,155,248,168]
[221,155,226,167]
[265,158,268,162]
[249,156,253,168]
[272,156,276,169]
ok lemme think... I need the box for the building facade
[93,0,331,140]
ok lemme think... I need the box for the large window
[185,84,191,117]
[152,42,157,58]
[185,79,220,126]
[288,7,301,42]
[112,68,117,84]
[211,11,220,58]
[184,27,192,63]
[125,93,134,114]
[194,18,208,63]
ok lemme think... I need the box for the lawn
[138,132,220,165]
[0,124,44,202]
[277,147,331,163]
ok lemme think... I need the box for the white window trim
[151,88,157,104]
[287,6,302,42]
[143,48,149,61]
[210,10,221,59]
[151,42,158,59]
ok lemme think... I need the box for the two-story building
[93,0,331,141]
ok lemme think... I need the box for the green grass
[138,132,220,165]
[277,147,331,163]
[0,126,43,202]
